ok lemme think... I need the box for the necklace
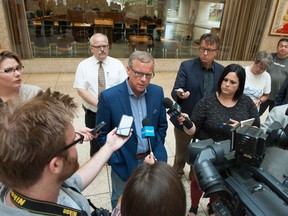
[216,92,237,107]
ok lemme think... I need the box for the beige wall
[0,0,12,51]
[258,0,282,53]
[0,0,280,73]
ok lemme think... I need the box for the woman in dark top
[181,64,260,216]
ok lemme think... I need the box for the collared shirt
[73,56,127,112]
[126,80,148,154]
[202,65,214,96]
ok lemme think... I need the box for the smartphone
[175,88,185,95]
[116,115,134,137]
[91,121,106,135]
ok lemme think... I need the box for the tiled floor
[22,71,268,215]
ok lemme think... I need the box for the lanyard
[10,189,88,216]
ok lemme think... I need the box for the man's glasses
[130,67,155,79]
[91,45,109,49]
[47,132,84,163]
[199,47,218,53]
[0,65,24,73]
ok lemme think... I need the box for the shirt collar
[201,61,215,71]
[125,79,147,97]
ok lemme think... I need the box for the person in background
[179,64,260,216]
[0,51,41,103]
[186,10,196,40]
[111,162,186,216]
[74,33,127,157]
[243,51,273,110]
[260,104,288,183]
[274,76,288,106]
[96,51,168,209]
[259,38,288,115]
[171,33,224,180]
[0,89,131,216]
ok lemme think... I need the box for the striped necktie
[98,61,106,95]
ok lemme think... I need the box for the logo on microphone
[141,126,155,138]
[167,103,181,117]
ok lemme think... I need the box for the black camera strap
[9,189,88,216]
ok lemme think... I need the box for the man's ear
[47,157,64,174]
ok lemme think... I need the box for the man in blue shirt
[96,51,168,209]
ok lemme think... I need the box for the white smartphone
[240,118,255,127]
[116,115,134,137]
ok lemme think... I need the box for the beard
[57,154,79,183]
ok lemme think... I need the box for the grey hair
[254,51,273,69]
[128,51,154,68]
[89,33,109,46]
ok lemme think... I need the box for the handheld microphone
[162,97,194,129]
[141,118,155,153]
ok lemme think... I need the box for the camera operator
[260,104,288,183]
[178,64,260,216]
[0,89,131,216]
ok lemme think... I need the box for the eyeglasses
[255,63,267,71]
[130,67,155,79]
[278,44,288,49]
[91,45,109,49]
[61,132,84,151]
[0,65,24,73]
[47,132,84,163]
[199,47,218,53]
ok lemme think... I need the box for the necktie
[98,61,106,95]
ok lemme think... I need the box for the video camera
[185,122,288,216]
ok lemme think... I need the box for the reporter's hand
[177,112,189,125]
[144,152,157,164]
[106,127,132,151]
[229,118,239,128]
[177,89,190,99]
[76,127,97,142]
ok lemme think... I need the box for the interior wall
[0,0,12,52]
[259,0,286,53]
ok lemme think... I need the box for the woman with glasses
[243,51,273,111]
[0,51,97,143]
[0,51,42,103]
[178,64,260,216]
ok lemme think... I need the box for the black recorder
[186,121,288,216]
[91,121,106,135]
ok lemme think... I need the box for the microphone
[141,118,155,153]
[162,97,194,129]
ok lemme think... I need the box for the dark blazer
[96,80,168,181]
[171,57,224,129]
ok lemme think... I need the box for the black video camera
[185,122,288,216]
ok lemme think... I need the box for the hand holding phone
[91,121,106,135]
[116,115,134,137]
[175,88,185,96]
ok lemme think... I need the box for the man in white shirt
[74,33,127,156]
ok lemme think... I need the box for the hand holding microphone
[162,97,194,129]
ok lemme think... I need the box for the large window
[5,0,271,60]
